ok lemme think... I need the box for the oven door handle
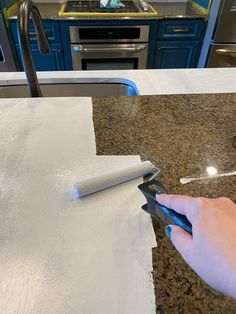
[73,45,147,54]
[216,49,236,57]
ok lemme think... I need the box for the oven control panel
[69,25,149,43]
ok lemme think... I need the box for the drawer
[157,19,205,40]
[10,20,61,43]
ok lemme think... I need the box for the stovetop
[64,0,140,13]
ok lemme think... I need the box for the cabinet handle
[29,29,50,36]
[172,28,189,33]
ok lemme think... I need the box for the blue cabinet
[11,20,61,43]
[9,17,206,71]
[154,19,206,69]
[16,43,65,71]
[10,20,65,71]
[154,41,200,68]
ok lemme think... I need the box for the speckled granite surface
[92,93,236,312]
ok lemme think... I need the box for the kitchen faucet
[17,0,51,97]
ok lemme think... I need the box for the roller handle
[138,179,192,235]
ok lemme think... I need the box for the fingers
[156,194,197,223]
[166,225,193,261]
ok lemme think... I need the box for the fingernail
[156,193,165,199]
[165,225,172,239]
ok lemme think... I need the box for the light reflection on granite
[92,93,236,313]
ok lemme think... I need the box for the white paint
[74,160,156,197]
[0,97,156,313]
[1,68,236,95]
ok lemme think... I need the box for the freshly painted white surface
[0,97,156,313]
[1,68,236,95]
[74,160,156,197]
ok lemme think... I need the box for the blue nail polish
[165,225,172,239]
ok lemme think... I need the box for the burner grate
[64,0,140,13]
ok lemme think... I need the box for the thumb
[166,225,193,261]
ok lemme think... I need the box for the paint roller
[74,160,160,198]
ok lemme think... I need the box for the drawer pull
[172,28,189,33]
[29,29,51,36]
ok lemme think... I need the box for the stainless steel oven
[0,13,16,72]
[207,0,236,67]
[70,25,149,70]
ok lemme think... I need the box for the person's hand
[156,194,236,299]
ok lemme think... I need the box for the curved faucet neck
[17,0,51,97]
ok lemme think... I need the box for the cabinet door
[16,43,65,71]
[154,41,200,68]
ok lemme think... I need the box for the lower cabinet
[154,41,201,69]
[16,43,65,71]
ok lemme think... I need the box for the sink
[0,78,139,98]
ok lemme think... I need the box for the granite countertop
[8,1,206,20]
[152,2,206,19]
[92,93,236,312]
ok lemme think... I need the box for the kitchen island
[0,71,236,311]
[92,92,236,312]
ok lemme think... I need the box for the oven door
[71,43,148,70]
[207,44,236,67]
